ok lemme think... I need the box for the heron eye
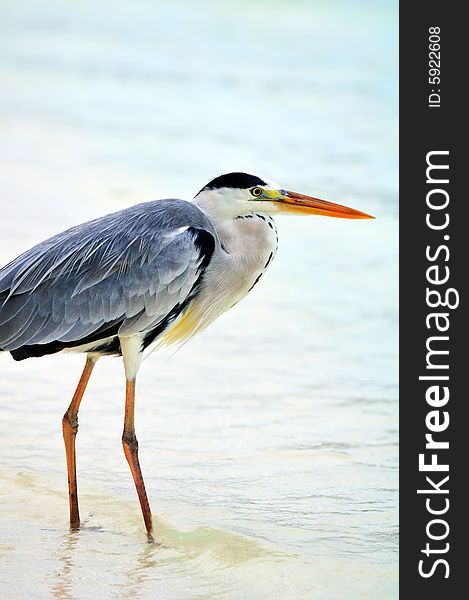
[251,187,263,197]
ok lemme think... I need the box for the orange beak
[278,190,374,219]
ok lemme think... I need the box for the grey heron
[0,172,373,539]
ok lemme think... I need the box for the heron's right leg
[62,355,97,529]
[122,377,154,539]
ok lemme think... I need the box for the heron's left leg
[62,354,97,529]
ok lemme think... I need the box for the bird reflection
[115,541,161,600]
[49,528,164,600]
[50,530,79,600]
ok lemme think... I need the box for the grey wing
[0,199,217,357]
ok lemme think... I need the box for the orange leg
[62,355,96,529]
[122,378,153,539]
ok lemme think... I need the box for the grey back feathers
[0,199,217,358]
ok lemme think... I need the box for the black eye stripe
[197,173,268,195]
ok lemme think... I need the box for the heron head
[194,172,374,220]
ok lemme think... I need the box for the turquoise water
[0,1,398,598]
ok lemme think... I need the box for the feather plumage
[0,199,217,358]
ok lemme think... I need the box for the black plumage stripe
[9,317,125,361]
[196,172,267,196]
[264,252,274,269]
[141,227,215,351]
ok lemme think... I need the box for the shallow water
[0,0,398,598]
